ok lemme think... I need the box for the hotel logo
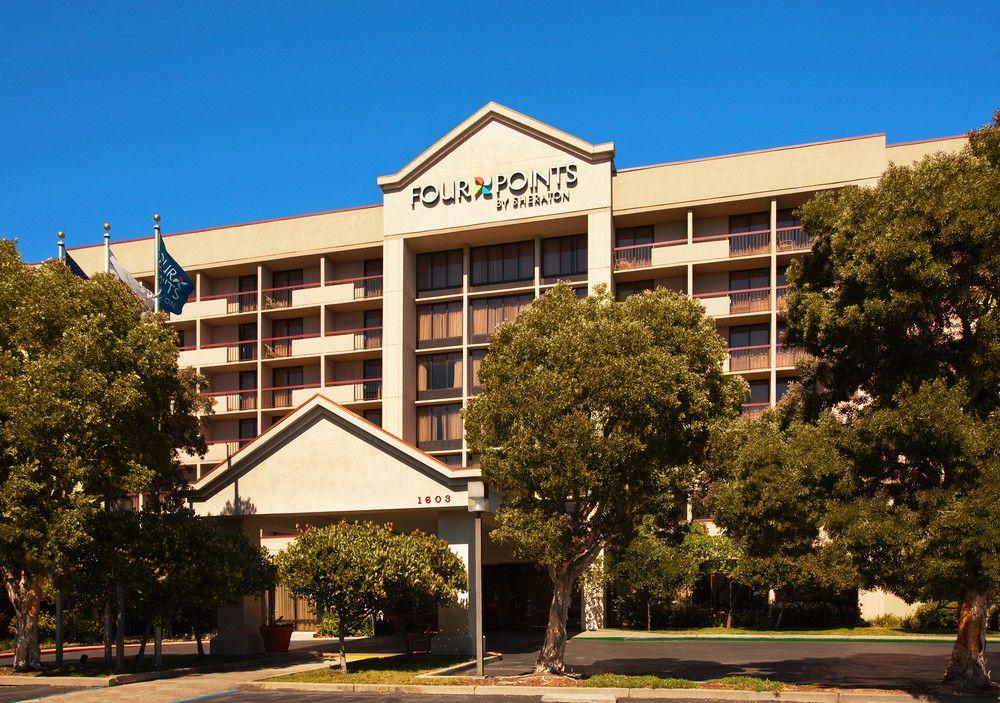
[411,164,578,211]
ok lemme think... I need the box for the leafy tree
[0,242,206,671]
[277,522,466,673]
[712,109,1000,689]
[464,284,745,673]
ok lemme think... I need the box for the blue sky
[2,1,998,263]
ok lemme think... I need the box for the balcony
[613,239,684,271]
[200,290,258,315]
[694,286,771,317]
[776,285,788,311]
[262,332,322,359]
[203,388,258,413]
[185,339,257,366]
[325,325,383,354]
[727,344,770,372]
[324,377,383,404]
[741,402,770,417]
[694,229,771,258]
[203,437,254,462]
[776,226,811,252]
[775,345,810,368]
[263,282,321,310]
[262,383,322,410]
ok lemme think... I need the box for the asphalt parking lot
[0,683,89,702]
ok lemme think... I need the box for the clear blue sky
[2,1,998,263]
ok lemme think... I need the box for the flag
[109,251,155,310]
[156,239,194,314]
[63,252,89,280]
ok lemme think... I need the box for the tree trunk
[3,570,43,672]
[135,621,152,662]
[535,566,576,674]
[942,592,996,690]
[153,621,163,670]
[114,586,125,673]
[103,597,113,671]
[337,627,348,675]
[194,623,204,658]
[726,581,734,629]
[646,597,652,631]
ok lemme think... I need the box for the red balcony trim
[260,332,321,343]
[691,229,771,244]
[612,239,685,253]
[201,290,257,301]
[325,377,383,386]
[201,388,257,397]
[692,285,771,299]
[325,325,383,336]
[261,281,321,294]
[325,273,384,285]
[201,340,256,349]
[727,344,771,352]
[260,382,322,392]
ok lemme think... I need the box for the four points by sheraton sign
[411,164,578,211]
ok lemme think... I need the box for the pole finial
[153,213,160,223]
[103,222,111,233]
[57,230,64,240]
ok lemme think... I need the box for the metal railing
[694,286,772,314]
[262,281,321,310]
[262,382,322,409]
[202,290,258,314]
[693,229,771,257]
[776,345,810,368]
[741,402,770,417]
[776,285,789,310]
[202,388,258,412]
[326,325,383,350]
[612,239,685,270]
[727,344,771,371]
[326,274,383,300]
[262,332,320,359]
[326,377,383,402]
[776,226,811,251]
[201,339,258,362]
[206,437,254,457]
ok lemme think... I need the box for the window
[542,234,588,278]
[417,403,463,451]
[272,268,304,289]
[238,370,257,410]
[616,280,654,301]
[436,453,463,467]
[237,322,257,361]
[469,348,487,393]
[272,317,304,338]
[363,309,382,349]
[778,208,800,229]
[239,370,257,391]
[469,294,533,343]
[729,268,770,291]
[176,329,187,349]
[776,378,793,401]
[728,212,770,233]
[777,264,789,287]
[470,240,533,286]
[615,226,654,248]
[361,259,383,298]
[418,352,462,400]
[417,301,462,348]
[416,249,463,292]
[363,408,382,427]
[239,274,257,293]
[362,359,382,400]
[272,366,303,388]
[238,417,257,440]
[748,380,770,404]
[728,323,769,349]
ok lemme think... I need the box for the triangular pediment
[189,395,479,517]
[377,102,614,192]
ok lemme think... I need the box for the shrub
[903,602,958,632]
[866,613,904,628]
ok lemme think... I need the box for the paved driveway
[474,631,992,690]
[0,683,84,702]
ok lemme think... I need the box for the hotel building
[67,103,964,652]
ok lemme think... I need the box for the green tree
[0,242,206,671]
[713,109,1000,689]
[277,522,466,673]
[464,284,745,673]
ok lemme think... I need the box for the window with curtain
[416,301,463,348]
[469,348,487,393]
[728,323,770,348]
[470,240,533,286]
[615,280,654,301]
[777,208,801,229]
[729,268,770,291]
[417,352,462,399]
[614,226,654,248]
[272,268,304,289]
[416,403,463,450]
[542,234,588,278]
[748,379,770,404]
[416,249,463,292]
[728,212,770,233]
[469,294,533,343]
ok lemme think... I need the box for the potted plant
[260,615,295,652]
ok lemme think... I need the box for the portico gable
[189,395,480,517]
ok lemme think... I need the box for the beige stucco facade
[64,103,963,651]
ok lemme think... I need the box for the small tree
[465,284,745,673]
[277,522,466,673]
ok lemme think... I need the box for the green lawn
[582,674,784,691]
[591,626,958,638]
[265,655,474,685]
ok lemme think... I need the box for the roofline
[377,101,614,191]
[66,202,381,252]
[887,134,966,147]
[616,133,888,174]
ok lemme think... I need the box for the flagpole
[153,213,161,313]
[103,223,111,274]
[57,231,65,262]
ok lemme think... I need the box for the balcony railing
[262,382,322,409]
[694,286,771,315]
[206,437,254,458]
[775,345,810,368]
[776,226,811,252]
[326,325,383,350]
[262,282,321,310]
[741,402,770,417]
[326,377,383,402]
[202,388,258,411]
[776,285,789,310]
[326,273,383,300]
[262,332,320,359]
[727,344,771,371]
[202,339,258,362]
[612,239,686,270]
[694,229,771,257]
[202,290,258,314]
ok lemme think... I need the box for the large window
[616,280,654,301]
[417,352,463,400]
[416,249,463,293]
[417,403,463,451]
[729,212,770,233]
[470,240,533,286]
[729,268,769,291]
[417,301,462,348]
[728,323,769,348]
[542,234,588,278]
[469,294,533,343]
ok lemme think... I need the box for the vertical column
[195,272,203,302]
[382,237,416,441]
[687,208,694,245]
[461,245,470,466]
[256,265,264,431]
[534,236,541,297]
[587,209,614,295]
[210,518,265,655]
[769,199,778,406]
[687,210,695,298]
[435,512,478,655]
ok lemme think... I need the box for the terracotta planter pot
[259,623,295,652]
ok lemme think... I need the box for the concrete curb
[241,681,997,703]
[419,654,504,677]
[0,674,108,688]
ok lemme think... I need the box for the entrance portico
[187,394,486,655]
